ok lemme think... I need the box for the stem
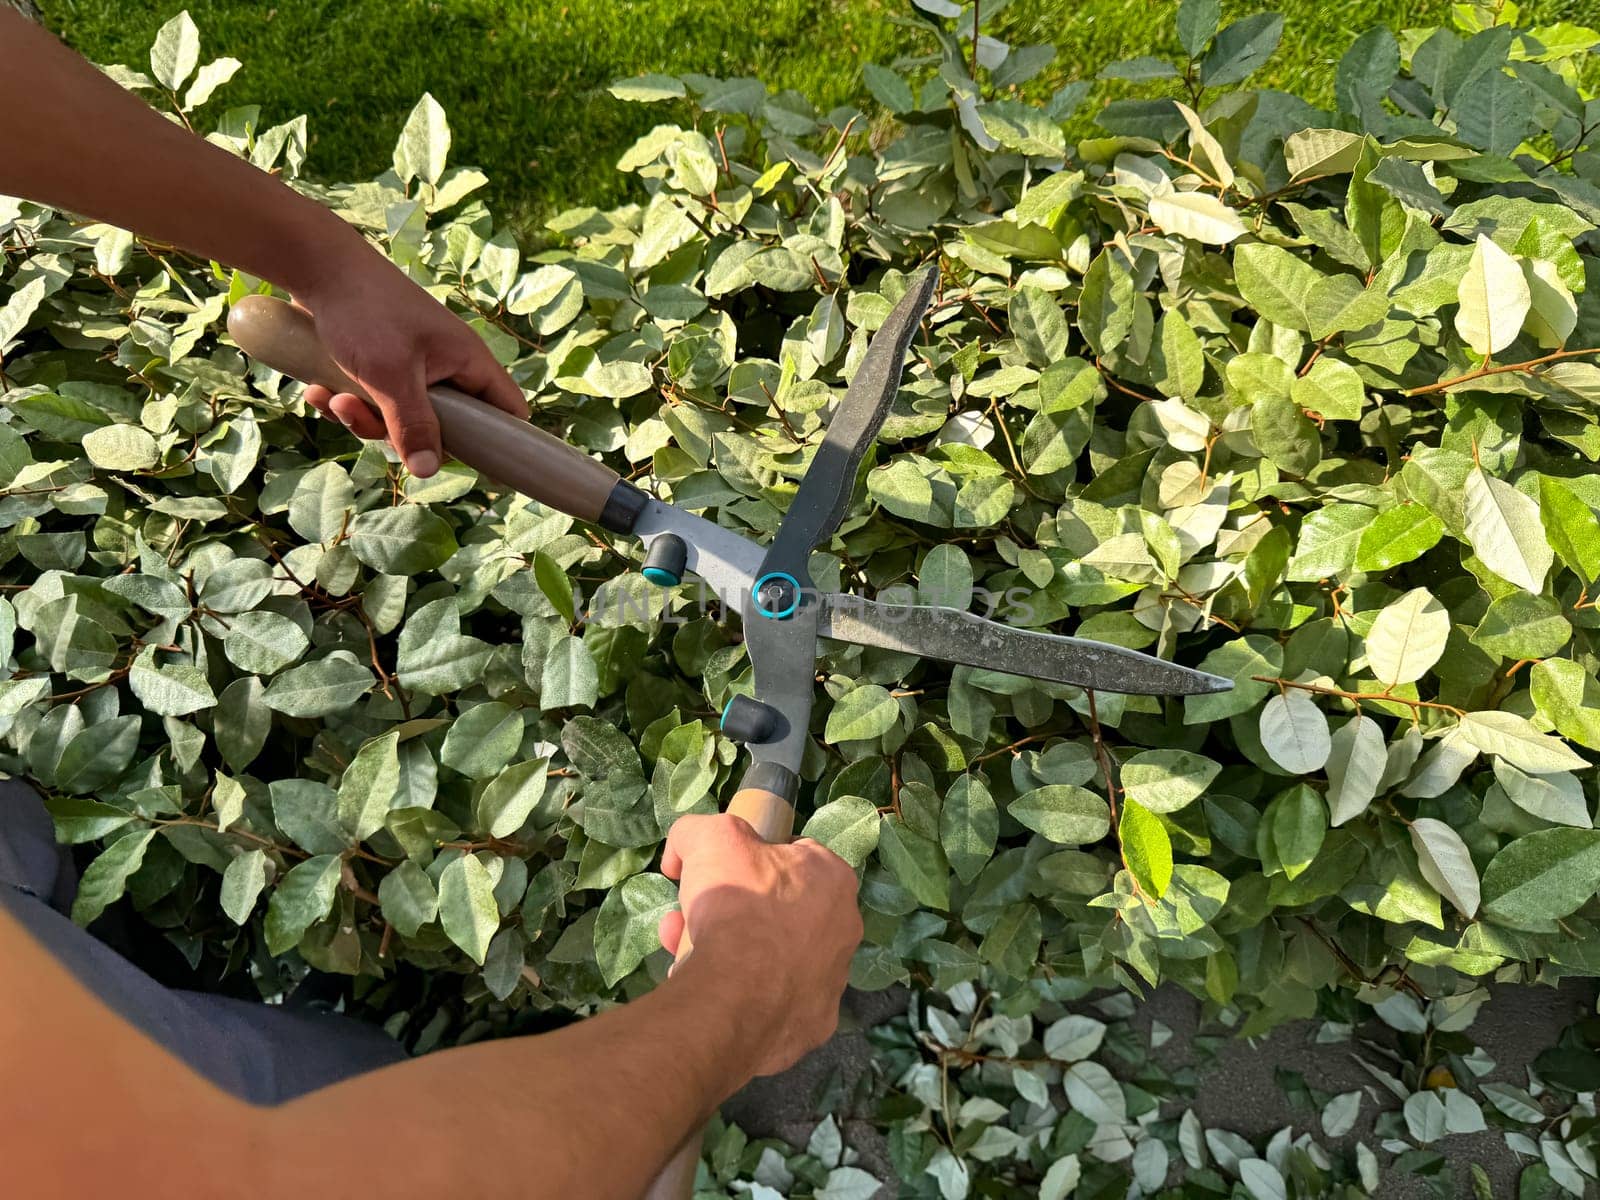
[1405,347,1600,398]
[1254,675,1465,718]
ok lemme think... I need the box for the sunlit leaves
[1454,235,1531,356]
[1259,691,1331,774]
[1366,588,1450,686]
[1463,468,1553,593]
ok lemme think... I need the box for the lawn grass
[39,0,1584,233]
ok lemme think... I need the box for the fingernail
[409,450,440,478]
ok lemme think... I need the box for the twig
[1405,347,1600,397]
[1255,675,1465,718]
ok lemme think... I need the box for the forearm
[0,11,369,297]
[260,955,763,1200]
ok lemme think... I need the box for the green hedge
[4,1,1600,1050]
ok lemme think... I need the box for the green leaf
[1532,659,1600,750]
[607,73,685,102]
[1410,817,1480,918]
[940,775,998,884]
[1235,243,1375,338]
[1481,828,1600,927]
[440,702,524,780]
[1356,505,1445,573]
[82,424,159,471]
[262,652,374,717]
[918,545,974,610]
[1120,750,1219,814]
[1495,761,1591,828]
[438,854,500,965]
[1155,310,1206,401]
[1010,286,1070,367]
[1464,468,1553,593]
[534,550,577,625]
[1199,12,1283,85]
[826,684,900,743]
[337,731,401,840]
[1176,0,1220,56]
[1287,503,1371,581]
[1077,250,1134,358]
[1009,785,1111,845]
[54,715,140,795]
[877,816,950,909]
[477,758,552,838]
[129,647,216,717]
[540,635,599,709]
[288,462,355,544]
[1539,476,1600,583]
[1473,592,1571,659]
[222,610,310,675]
[215,676,270,771]
[270,779,349,855]
[1259,691,1331,773]
[70,829,155,925]
[1327,716,1387,826]
[397,598,492,694]
[979,902,1042,979]
[802,796,881,869]
[1063,1060,1126,1124]
[45,796,135,844]
[1454,235,1531,356]
[976,100,1067,157]
[1119,799,1173,899]
[263,854,342,954]
[378,860,439,937]
[1459,711,1587,774]
[1148,192,1247,244]
[1290,357,1365,421]
[393,92,450,187]
[593,872,678,985]
[220,849,270,925]
[349,505,459,575]
[149,10,200,91]
[1366,587,1450,686]
[862,63,915,113]
[1263,784,1326,880]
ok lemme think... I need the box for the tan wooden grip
[226,295,624,525]
[647,786,796,1200]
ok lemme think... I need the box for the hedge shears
[228,268,1228,1197]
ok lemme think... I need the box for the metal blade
[759,267,937,587]
[740,597,820,775]
[817,595,1232,696]
[631,499,763,611]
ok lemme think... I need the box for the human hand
[294,247,526,477]
[658,813,863,1079]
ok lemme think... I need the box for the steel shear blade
[629,266,1230,800]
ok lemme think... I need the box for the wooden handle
[646,776,797,1200]
[226,295,636,529]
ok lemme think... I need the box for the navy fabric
[0,777,405,1104]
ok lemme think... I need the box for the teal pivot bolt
[752,571,800,619]
[642,533,687,587]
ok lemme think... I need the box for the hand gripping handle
[644,763,798,1200]
[226,295,645,532]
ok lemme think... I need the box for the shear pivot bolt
[720,695,780,743]
[752,571,800,620]
[641,534,687,587]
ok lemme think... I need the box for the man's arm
[1,816,862,1200]
[0,10,526,476]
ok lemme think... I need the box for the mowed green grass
[40,0,1585,233]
